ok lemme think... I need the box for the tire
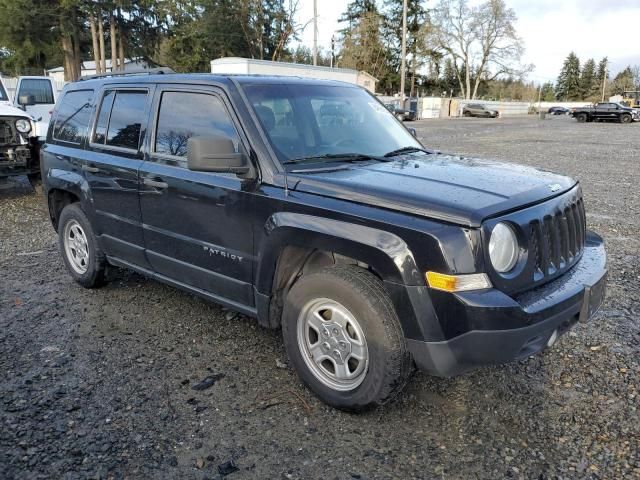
[576,113,588,123]
[620,113,632,124]
[282,265,412,411]
[58,203,107,288]
[27,173,42,195]
[463,111,471,117]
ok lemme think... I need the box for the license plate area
[579,272,607,322]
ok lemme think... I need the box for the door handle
[82,164,100,173]
[143,177,169,189]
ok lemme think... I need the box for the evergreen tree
[594,57,608,100]
[540,82,555,102]
[580,58,597,100]
[338,0,394,93]
[555,52,581,100]
[384,0,428,96]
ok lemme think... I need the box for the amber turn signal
[425,271,492,292]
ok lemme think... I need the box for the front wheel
[576,113,588,123]
[282,265,412,411]
[620,113,632,124]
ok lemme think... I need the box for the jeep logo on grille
[548,183,562,192]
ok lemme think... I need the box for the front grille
[529,196,586,282]
[483,186,587,295]
[0,119,18,145]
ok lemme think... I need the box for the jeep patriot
[42,73,607,411]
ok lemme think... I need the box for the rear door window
[52,89,94,144]
[18,79,54,104]
[92,90,147,150]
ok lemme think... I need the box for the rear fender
[44,166,92,230]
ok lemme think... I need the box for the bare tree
[428,0,531,99]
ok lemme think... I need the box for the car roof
[70,73,360,91]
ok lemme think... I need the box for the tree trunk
[465,62,471,99]
[72,9,82,79]
[89,13,101,74]
[98,14,106,73]
[117,7,125,71]
[118,29,125,71]
[110,13,117,71]
[60,17,77,81]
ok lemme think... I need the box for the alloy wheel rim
[63,220,89,274]
[296,298,369,391]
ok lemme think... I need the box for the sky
[293,0,640,83]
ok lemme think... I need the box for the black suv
[42,73,607,411]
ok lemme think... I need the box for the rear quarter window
[52,89,94,144]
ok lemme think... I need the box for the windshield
[0,81,7,101]
[243,84,421,165]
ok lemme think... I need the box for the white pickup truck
[0,75,57,187]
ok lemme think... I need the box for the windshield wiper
[384,146,432,157]
[283,153,390,165]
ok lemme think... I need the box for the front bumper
[408,231,607,377]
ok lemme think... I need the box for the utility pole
[601,61,608,102]
[330,35,335,68]
[313,0,318,66]
[400,0,407,107]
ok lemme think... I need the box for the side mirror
[187,134,252,177]
[18,94,35,107]
[408,127,417,138]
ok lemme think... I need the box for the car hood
[0,101,31,119]
[289,153,577,227]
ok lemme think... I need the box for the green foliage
[579,58,600,101]
[540,82,555,102]
[555,52,581,101]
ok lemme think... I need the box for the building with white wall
[210,57,378,93]
[46,58,151,82]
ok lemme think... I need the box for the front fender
[255,212,442,342]
[256,212,423,293]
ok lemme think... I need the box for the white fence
[415,98,597,119]
[1,76,66,102]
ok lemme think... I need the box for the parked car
[42,73,607,411]
[571,102,638,123]
[462,103,499,118]
[12,76,58,140]
[384,103,416,121]
[0,76,43,189]
[547,106,570,115]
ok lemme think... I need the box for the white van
[13,76,58,139]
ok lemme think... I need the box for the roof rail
[78,67,175,81]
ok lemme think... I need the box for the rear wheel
[58,203,107,288]
[620,113,632,124]
[282,265,412,411]
[576,113,588,123]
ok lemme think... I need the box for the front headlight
[15,118,31,134]
[489,222,519,273]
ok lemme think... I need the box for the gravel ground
[1,115,638,479]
